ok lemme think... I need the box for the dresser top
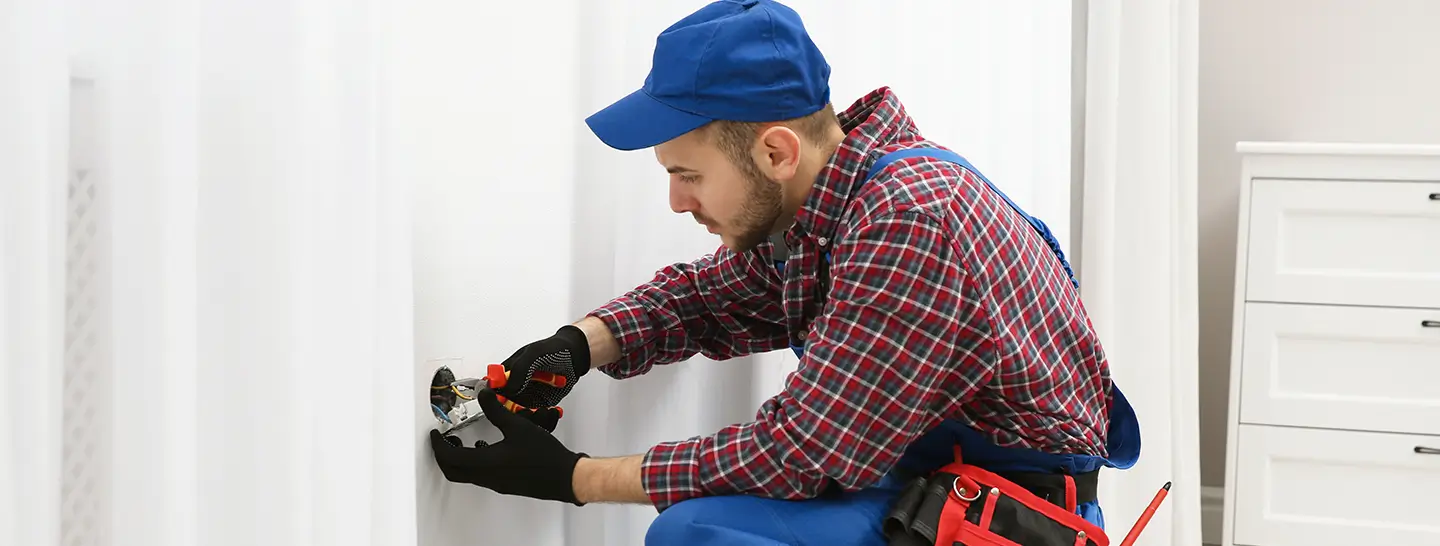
[1238,141,1440,157]
[1237,141,1440,180]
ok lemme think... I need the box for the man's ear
[754,126,802,181]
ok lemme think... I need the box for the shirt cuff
[641,437,709,511]
[586,297,654,379]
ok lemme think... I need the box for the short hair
[706,103,839,165]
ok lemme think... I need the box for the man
[430,1,1140,544]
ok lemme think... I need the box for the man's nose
[669,180,697,214]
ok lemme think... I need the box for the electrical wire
[431,382,477,400]
[431,404,453,423]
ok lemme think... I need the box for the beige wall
[1198,0,1440,486]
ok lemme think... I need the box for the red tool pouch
[883,449,1108,546]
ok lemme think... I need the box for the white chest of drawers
[1221,142,1440,546]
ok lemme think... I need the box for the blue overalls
[645,148,1142,546]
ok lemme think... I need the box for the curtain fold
[1,2,68,545]
[103,0,199,542]
[1081,0,1203,544]
[2,1,417,544]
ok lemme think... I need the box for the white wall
[1198,0,1440,488]
[401,1,1074,544]
[391,1,583,545]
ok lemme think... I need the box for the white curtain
[2,1,417,545]
[1081,0,1203,544]
[2,2,68,545]
[5,0,1200,544]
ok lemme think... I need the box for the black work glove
[484,393,564,433]
[496,325,590,409]
[430,387,586,505]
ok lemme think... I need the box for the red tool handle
[484,364,565,417]
[486,364,509,389]
[1118,481,1169,546]
[484,364,567,390]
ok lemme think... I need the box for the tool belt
[883,450,1109,546]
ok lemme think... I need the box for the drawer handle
[1430,193,1440,200]
[1417,446,1440,455]
[1424,320,1440,328]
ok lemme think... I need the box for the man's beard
[728,157,783,252]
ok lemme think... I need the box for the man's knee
[645,496,792,546]
[644,497,709,545]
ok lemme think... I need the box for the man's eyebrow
[665,165,697,174]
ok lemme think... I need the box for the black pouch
[883,459,1108,546]
[883,475,942,546]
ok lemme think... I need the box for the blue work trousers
[642,404,1138,546]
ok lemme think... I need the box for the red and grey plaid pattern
[588,87,1112,511]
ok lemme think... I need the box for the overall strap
[866,148,1078,289]
[781,147,1079,361]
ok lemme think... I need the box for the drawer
[1232,425,1440,546]
[1244,178,1440,308]
[1238,302,1440,435]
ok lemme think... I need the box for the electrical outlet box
[425,357,500,447]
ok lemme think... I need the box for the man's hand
[496,325,591,408]
[430,388,585,505]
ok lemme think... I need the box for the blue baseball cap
[585,0,831,151]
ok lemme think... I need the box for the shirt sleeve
[587,242,791,379]
[639,210,996,510]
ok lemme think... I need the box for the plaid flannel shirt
[588,87,1112,511]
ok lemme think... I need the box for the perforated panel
[61,78,110,546]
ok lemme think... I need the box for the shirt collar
[787,86,924,247]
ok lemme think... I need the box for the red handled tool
[430,364,567,434]
[484,363,567,390]
[1117,481,1170,546]
[484,364,565,418]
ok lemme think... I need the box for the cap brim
[585,89,713,151]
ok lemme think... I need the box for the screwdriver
[1117,481,1170,546]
